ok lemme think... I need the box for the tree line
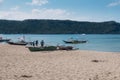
[0,19,120,34]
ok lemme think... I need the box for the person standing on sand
[41,40,44,47]
[35,40,39,46]
[33,41,35,47]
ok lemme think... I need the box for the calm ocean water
[1,34,120,52]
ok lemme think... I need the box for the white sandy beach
[0,44,120,80]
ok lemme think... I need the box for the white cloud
[0,11,28,20]
[0,0,3,4]
[1,9,116,22]
[31,9,70,19]
[10,6,20,11]
[0,8,71,20]
[108,0,120,7]
[26,0,48,6]
[1,7,117,22]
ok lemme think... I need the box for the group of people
[30,40,44,47]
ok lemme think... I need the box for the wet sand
[0,44,120,80]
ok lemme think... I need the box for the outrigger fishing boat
[27,45,74,52]
[28,46,57,52]
[0,39,11,42]
[7,36,28,45]
[7,40,28,45]
[57,46,73,50]
[63,40,87,44]
[0,37,10,42]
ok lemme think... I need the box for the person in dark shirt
[41,40,44,47]
[35,40,39,46]
[33,41,35,47]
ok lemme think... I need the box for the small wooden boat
[58,46,73,50]
[28,45,75,51]
[63,40,87,44]
[7,41,28,45]
[28,46,57,51]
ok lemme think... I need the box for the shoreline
[0,44,120,80]
[1,43,120,53]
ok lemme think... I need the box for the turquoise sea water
[1,34,120,52]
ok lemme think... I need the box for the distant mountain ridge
[0,19,120,34]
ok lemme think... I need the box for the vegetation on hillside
[0,19,120,34]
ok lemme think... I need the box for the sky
[0,0,120,22]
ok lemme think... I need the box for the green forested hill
[0,19,120,34]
